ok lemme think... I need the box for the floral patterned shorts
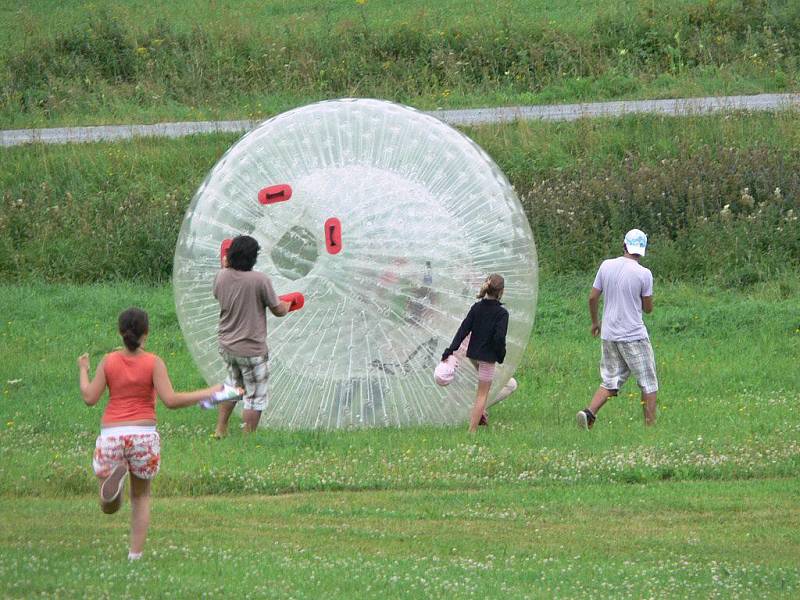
[93,427,161,480]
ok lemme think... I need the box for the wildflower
[740,188,754,208]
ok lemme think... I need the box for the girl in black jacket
[441,274,509,432]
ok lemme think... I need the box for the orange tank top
[102,351,157,425]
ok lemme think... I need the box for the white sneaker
[576,409,596,430]
[199,384,241,409]
[100,463,128,514]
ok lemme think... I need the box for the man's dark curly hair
[226,235,260,271]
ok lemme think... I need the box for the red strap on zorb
[220,239,233,267]
[279,292,305,312]
[258,184,292,205]
[325,217,342,254]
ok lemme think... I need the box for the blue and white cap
[624,229,648,256]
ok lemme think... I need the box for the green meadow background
[1,0,799,127]
[1,1,799,598]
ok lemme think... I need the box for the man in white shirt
[577,229,658,429]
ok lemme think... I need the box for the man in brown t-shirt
[213,235,289,436]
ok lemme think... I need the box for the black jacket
[442,298,509,364]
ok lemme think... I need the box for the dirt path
[2,93,798,147]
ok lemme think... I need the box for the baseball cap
[624,229,648,256]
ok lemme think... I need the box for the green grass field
[2,1,800,596]
[2,0,797,127]
[2,481,798,598]
[1,275,798,597]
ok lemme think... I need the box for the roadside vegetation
[1,0,798,127]
[2,111,798,285]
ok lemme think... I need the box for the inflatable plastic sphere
[174,99,537,429]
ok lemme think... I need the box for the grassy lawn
[1,275,798,596]
[1,480,798,598]
[1,0,797,127]
[1,3,799,591]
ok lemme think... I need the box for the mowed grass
[0,275,799,596]
[1,481,798,598]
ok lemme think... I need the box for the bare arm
[642,295,653,314]
[588,287,602,337]
[152,356,221,409]
[78,353,107,406]
[269,301,290,317]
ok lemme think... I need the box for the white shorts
[93,426,160,480]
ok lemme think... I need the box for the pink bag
[434,355,458,386]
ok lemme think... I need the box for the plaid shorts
[93,427,160,480]
[219,350,270,411]
[600,339,658,394]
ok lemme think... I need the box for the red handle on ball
[279,292,305,312]
[258,184,292,205]
[220,238,233,267]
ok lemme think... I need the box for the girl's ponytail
[476,274,505,299]
[121,330,141,351]
[118,307,149,351]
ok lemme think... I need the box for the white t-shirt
[592,256,653,342]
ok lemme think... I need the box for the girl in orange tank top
[101,350,158,425]
[78,307,240,560]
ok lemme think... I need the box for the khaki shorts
[600,339,658,394]
[220,350,270,411]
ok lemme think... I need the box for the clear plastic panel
[174,99,538,429]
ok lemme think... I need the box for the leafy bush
[2,1,799,122]
[0,131,797,284]
[522,145,800,285]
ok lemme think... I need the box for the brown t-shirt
[213,269,281,357]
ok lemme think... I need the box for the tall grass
[1,0,798,126]
[1,112,798,284]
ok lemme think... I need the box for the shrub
[0,134,797,284]
[2,1,799,121]
[521,145,800,284]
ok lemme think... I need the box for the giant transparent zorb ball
[174,99,537,429]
